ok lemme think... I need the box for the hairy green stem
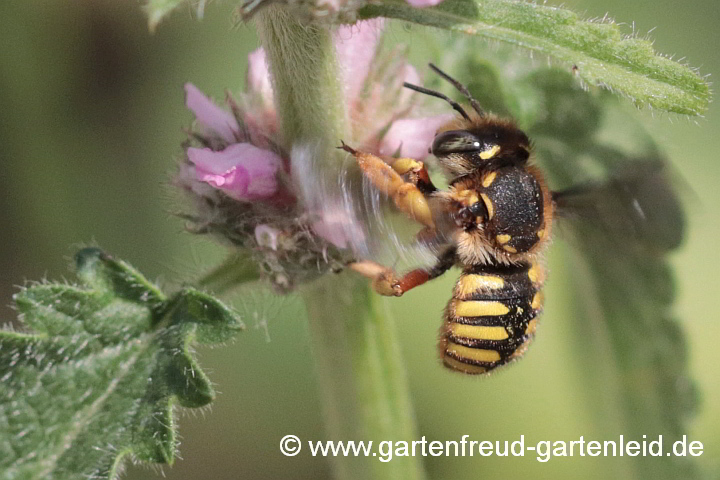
[197,253,260,295]
[255,8,426,480]
[305,276,426,480]
[255,6,347,149]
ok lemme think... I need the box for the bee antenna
[403,82,472,121]
[428,63,485,117]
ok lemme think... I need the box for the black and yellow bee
[343,64,681,375]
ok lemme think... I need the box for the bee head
[431,120,531,177]
[403,64,531,178]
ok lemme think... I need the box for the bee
[342,63,680,375]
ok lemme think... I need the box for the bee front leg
[339,143,435,229]
[349,248,456,297]
[386,157,436,194]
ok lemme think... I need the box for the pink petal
[398,63,421,105]
[405,0,445,7]
[247,48,274,108]
[311,215,366,250]
[312,221,348,249]
[185,83,240,144]
[187,143,282,201]
[334,19,385,103]
[379,114,454,160]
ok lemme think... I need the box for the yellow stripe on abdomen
[453,300,509,317]
[449,323,509,340]
[531,292,544,310]
[525,318,538,335]
[528,262,545,285]
[455,274,505,298]
[443,356,488,374]
[446,342,501,363]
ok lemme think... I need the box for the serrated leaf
[0,248,243,480]
[358,0,710,115]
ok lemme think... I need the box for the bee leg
[349,248,456,297]
[339,143,435,229]
[387,157,437,194]
[349,261,406,296]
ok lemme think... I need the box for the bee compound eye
[431,130,482,156]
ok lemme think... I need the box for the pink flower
[184,83,240,144]
[183,82,284,201]
[188,144,282,201]
[335,19,385,105]
[247,49,273,109]
[332,21,454,161]
[182,20,454,252]
[379,114,454,159]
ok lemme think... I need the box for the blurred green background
[1,1,718,479]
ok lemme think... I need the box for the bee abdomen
[440,261,545,374]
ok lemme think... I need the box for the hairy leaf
[0,248,243,480]
[359,0,710,116]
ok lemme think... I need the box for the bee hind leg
[349,261,409,297]
[349,248,456,297]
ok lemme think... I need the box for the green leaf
[358,0,710,115]
[0,248,243,480]
[556,190,698,480]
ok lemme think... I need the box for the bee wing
[291,143,452,271]
[553,159,685,253]
[551,158,697,477]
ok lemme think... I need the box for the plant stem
[255,6,348,149]
[197,253,260,295]
[305,276,426,480]
[255,8,426,480]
